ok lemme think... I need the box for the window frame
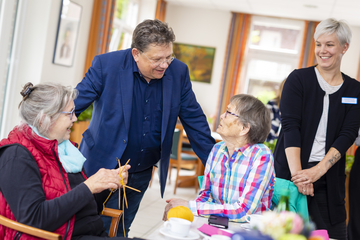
[241,16,305,97]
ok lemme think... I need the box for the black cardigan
[274,66,360,225]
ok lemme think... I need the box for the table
[146,216,247,240]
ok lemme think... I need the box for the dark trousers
[101,167,153,237]
[307,162,347,240]
[348,147,360,240]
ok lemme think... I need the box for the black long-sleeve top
[0,144,103,237]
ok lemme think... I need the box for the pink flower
[290,214,304,234]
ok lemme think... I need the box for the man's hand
[162,198,189,221]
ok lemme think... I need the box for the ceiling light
[303,4,318,8]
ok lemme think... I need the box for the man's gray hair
[230,94,271,145]
[131,19,175,52]
[18,82,77,136]
[314,18,352,46]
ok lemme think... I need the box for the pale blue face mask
[29,125,86,173]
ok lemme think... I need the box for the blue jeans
[101,167,153,237]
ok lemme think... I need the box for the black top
[120,61,162,173]
[274,66,360,224]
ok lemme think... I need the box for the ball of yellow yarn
[167,206,194,222]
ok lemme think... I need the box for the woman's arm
[285,147,302,175]
[286,147,314,196]
[279,71,315,194]
[0,145,106,232]
[188,148,275,222]
[292,147,341,185]
[163,146,216,220]
[280,72,303,176]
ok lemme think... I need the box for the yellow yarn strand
[102,158,141,237]
[105,158,140,238]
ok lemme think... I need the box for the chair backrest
[271,177,309,221]
[198,175,204,188]
[0,215,62,240]
[170,124,184,160]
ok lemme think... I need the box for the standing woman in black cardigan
[273,18,360,240]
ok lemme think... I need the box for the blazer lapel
[161,73,173,144]
[120,70,134,134]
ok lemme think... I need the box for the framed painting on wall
[173,43,216,83]
[53,0,82,67]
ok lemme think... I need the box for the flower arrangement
[250,211,315,240]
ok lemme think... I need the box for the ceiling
[165,0,360,27]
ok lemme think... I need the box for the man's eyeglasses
[62,107,75,120]
[141,51,176,67]
[225,110,240,118]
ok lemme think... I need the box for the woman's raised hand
[84,165,131,194]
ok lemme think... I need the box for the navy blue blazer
[75,49,215,196]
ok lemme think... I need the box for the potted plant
[70,104,93,144]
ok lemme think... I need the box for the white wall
[341,25,360,79]
[1,0,94,137]
[165,4,231,123]
[41,0,94,87]
[138,0,156,22]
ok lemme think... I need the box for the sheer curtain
[215,12,251,128]
[155,0,167,22]
[0,0,20,138]
[83,0,116,74]
[298,21,319,68]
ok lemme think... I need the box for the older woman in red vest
[0,82,142,240]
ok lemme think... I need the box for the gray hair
[230,94,271,144]
[18,82,77,136]
[131,19,175,52]
[314,18,352,46]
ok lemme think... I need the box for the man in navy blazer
[74,19,215,237]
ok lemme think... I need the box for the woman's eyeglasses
[62,107,75,120]
[225,110,240,118]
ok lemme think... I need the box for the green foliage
[77,104,93,122]
[264,139,277,153]
[256,90,276,105]
[115,0,129,20]
[346,154,354,174]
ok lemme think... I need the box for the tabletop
[146,216,248,240]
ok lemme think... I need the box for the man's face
[132,43,173,82]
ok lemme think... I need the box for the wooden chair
[168,124,199,194]
[0,208,122,239]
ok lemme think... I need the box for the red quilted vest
[0,125,75,240]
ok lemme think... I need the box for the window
[0,0,19,137]
[109,0,139,52]
[243,16,304,103]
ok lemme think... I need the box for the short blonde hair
[314,18,352,46]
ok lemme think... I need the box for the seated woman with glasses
[0,82,143,240]
[163,94,275,222]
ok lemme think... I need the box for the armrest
[0,215,62,240]
[101,207,123,237]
